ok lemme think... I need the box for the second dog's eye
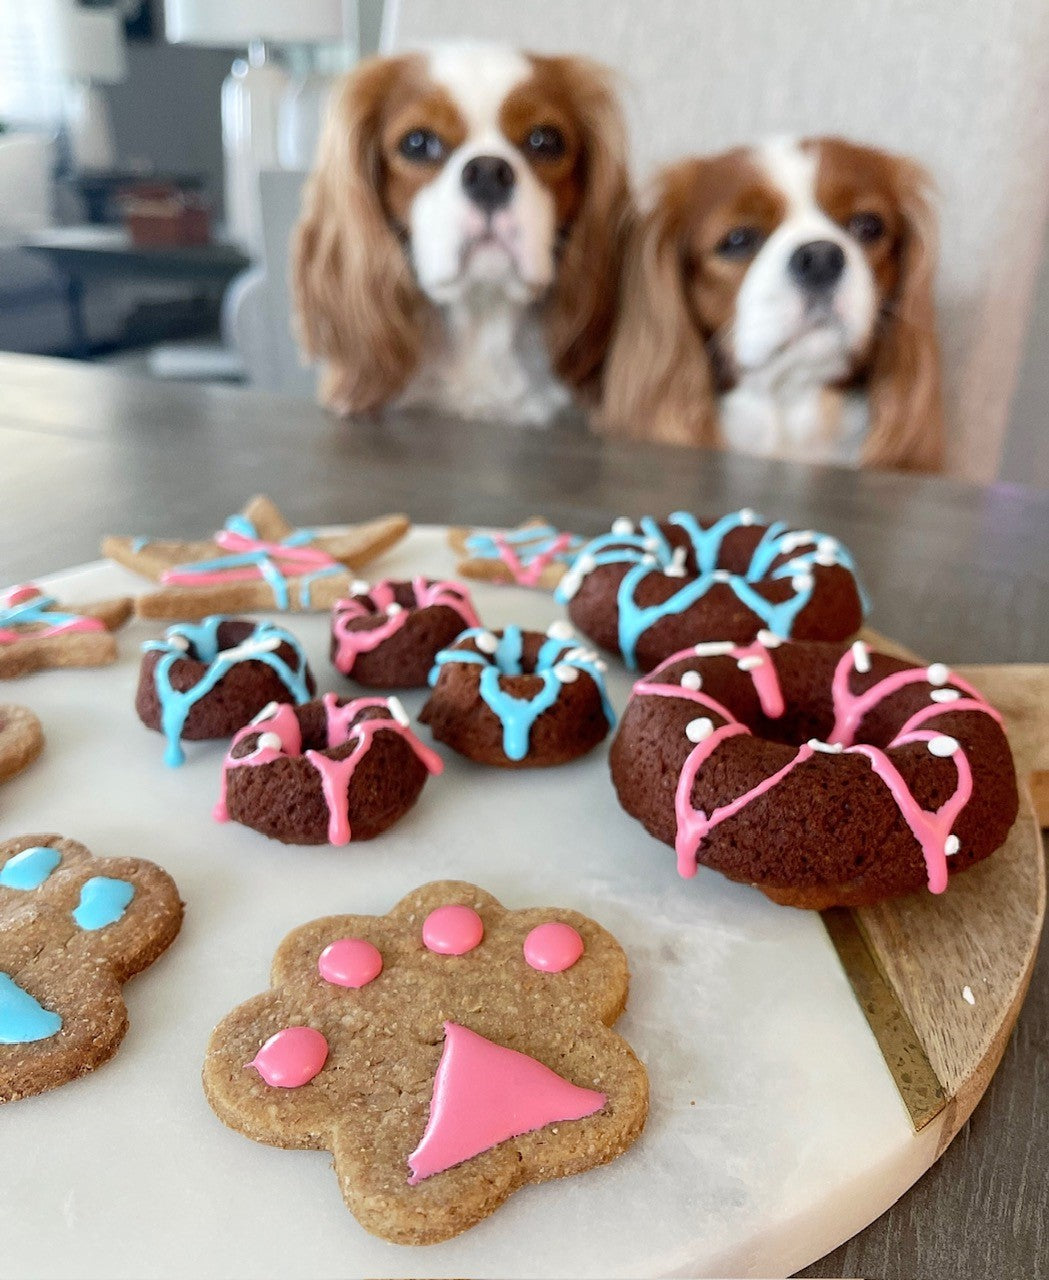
[398,129,446,163]
[847,211,885,243]
[716,226,764,257]
[523,125,566,160]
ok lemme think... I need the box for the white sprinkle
[693,641,736,657]
[474,631,499,654]
[808,739,844,754]
[167,633,191,651]
[713,569,732,582]
[737,655,763,671]
[546,619,575,641]
[665,547,688,578]
[962,985,976,1006]
[386,697,410,727]
[781,531,816,553]
[642,553,658,566]
[927,662,950,686]
[350,579,370,595]
[928,735,960,758]
[643,537,660,552]
[791,573,814,592]
[256,732,283,753]
[250,701,280,725]
[851,641,871,673]
[221,635,281,661]
[818,537,837,556]
[815,549,838,567]
[385,602,404,617]
[931,688,962,703]
[578,555,596,573]
[757,629,782,648]
[686,717,715,743]
[945,834,961,855]
[680,670,703,691]
[611,517,634,536]
[739,508,756,526]
[554,663,580,683]
[594,659,608,673]
[558,571,582,601]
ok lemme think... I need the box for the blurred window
[0,0,65,127]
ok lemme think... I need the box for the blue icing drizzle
[556,511,868,670]
[72,877,135,931]
[143,615,312,766]
[299,565,342,608]
[131,536,149,553]
[0,845,61,890]
[0,592,88,634]
[0,972,62,1044]
[465,525,585,568]
[429,624,615,762]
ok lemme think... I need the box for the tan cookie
[449,517,585,590]
[0,834,183,1103]
[103,494,410,620]
[203,880,648,1244]
[0,705,44,781]
[0,584,132,679]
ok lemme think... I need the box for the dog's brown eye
[523,125,566,160]
[398,129,446,164]
[847,211,885,243]
[716,226,764,258]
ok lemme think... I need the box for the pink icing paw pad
[202,881,649,1245]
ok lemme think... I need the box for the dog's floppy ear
[292,55,424,416]
[862,157,943,470]
[599,162,721,445]
[537,56,632,393]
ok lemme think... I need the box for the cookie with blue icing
[420,623,616,767]
[557,511,867,672]
[0,834,182,1102]
[136,616,316,766]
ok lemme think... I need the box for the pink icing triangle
[407,1022,606,1184]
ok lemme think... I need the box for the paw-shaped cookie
[0,834,183,1102]
[203,881,648,1244]
[0,584,132,678]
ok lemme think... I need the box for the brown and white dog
[601,137,943,469]
[294,43,630,426]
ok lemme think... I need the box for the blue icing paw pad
[0,845,61,890]
[72,877,135,931]
[0,972,63,1044]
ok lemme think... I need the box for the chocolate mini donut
[420,623,615,767]
[556,510,866,672]
[215,693,443,844]
[330,578,480,688]
[611,635,1019,909]
[136,616,315,766]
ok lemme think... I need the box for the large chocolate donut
[215,694,443,845]
[420,624,616,768]
[556,511,866,672]
[610,636,1018,909]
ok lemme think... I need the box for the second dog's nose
[788,240,846,291]
[461,155,515,212]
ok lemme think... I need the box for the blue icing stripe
[299,564,342,608]
[72,877,135,931]
[0,972,62,1044]
[142,616,313,766]
[0,592,86,633]
[0,845,61,890]
[428,624,615,761]
[465,525,584,568]
[131,536,149,553]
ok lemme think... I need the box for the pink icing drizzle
[523,922,584,972]
[406,1022,606,1183]
[161,529,338,587]
[318,937,383,988]
[331,577,479,674]
[492,531,574,587]
[422,904,484,955]
[214,692,443,844]
[248,1026,328,1088]
[637,640,1003,893]
[0,584,105,644]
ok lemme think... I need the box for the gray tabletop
[1,352,1045,1278]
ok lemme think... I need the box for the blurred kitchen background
[1,0,1047,486]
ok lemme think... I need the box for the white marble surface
[0,529,937,1279]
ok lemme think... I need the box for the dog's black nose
[788,240,846,291]
[461,155,515,212]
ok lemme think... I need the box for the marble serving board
[1,526,1042,1280]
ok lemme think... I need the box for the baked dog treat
[0,705,44,782]
[104,494,410,620]
[0,833,183,1102]
[611,635,1019,908]
[449,518,586,590]
[0,584,132,678]
[421,622,615,767]
[555,510,866,671]
[330,577,479,688]
[137,616,315,766]
[202,880,647,1243]
[215,693,443,844]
